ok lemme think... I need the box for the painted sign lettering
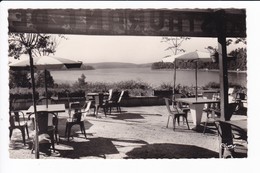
[8,9,246,37]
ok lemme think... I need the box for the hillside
[84,62,152,69]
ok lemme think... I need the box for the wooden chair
[164,98,190,131]
[65,101,92,141]
[9,111,29,145]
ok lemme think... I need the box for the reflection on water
[50,67,247,88]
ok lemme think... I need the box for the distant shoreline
[152,68,247,73]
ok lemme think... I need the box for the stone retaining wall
[11,96,166,110]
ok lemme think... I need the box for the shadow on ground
[56,137,118,159]
[110,113,145,120]
[124,143,219,159]
[55,137,148,159]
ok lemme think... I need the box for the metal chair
[214,120,247,158]
[93,93,107,117]
[36,97,60,144]
[28,111,58,153]
[164,98,190,131]
[105,90,125,114]
[9,110,30,145]
[203,102,238,134]
[65,101,91,141]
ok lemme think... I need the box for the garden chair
[214,120,247,158]
[92,93,107,117]
[203,102,238,134]
[105,90,125,114]
[28,111,58,153]
[233,92,247,110]
[9,110,30,145]
[164,98,190,131]
[37,97,57,105]
[65,101,91,141]
[37,97,60,144]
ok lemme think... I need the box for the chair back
[228,88,235,95]
[117,90,125,103]
[9,111,25,127]
[215,120,247,144]
[107,89,113,101]
[164,98,172,114]
[37,97,57,105]
[30,111,57,134]
[235,93,246,100]
[212,102,238,120]
[81,101,92,120]
[226,103,238,120]
[69,102,81,116]
[164,98,181,114]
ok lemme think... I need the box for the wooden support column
[216,10,229,121]
[28,49,40,159]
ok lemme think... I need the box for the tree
[8,33,67,59]
[9,70,31,88]
[78,74,87,86]
[226,38,247,46]
[161,37,191,56]
[9,33,66,89]
[8,33,67,159]
[35,70,54,88]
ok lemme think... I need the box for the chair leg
[117,105,121,113]
[9,128,13,139]
[185,116,190,130]
[177,117,180,126]
[25,125,30,139]
[103,107,107,117]
[203,119,209,134]
[55,131,59,145]
[203,112,210,134]
[65,123,68,138]
[67,124,72,141]
[80,122,87,139]
[166,115,170,128]
[49,132,55,152]
[173,117,176,131]
[20,127,26,145]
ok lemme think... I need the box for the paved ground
[8,105,247,159]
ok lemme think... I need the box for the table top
[27,104,66,113]
[176,97,220,104]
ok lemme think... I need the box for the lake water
[50,67,247,88]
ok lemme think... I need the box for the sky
[51,35,244,64]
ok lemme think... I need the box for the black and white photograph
[0,1,259,173]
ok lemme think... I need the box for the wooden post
[28,49,40,159]
[173,60,176,98]
[216,10,229,121]
[195,61,198,100]
[44,69,48,108]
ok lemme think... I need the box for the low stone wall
[11,96,166,110]
[121,96,165,107]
